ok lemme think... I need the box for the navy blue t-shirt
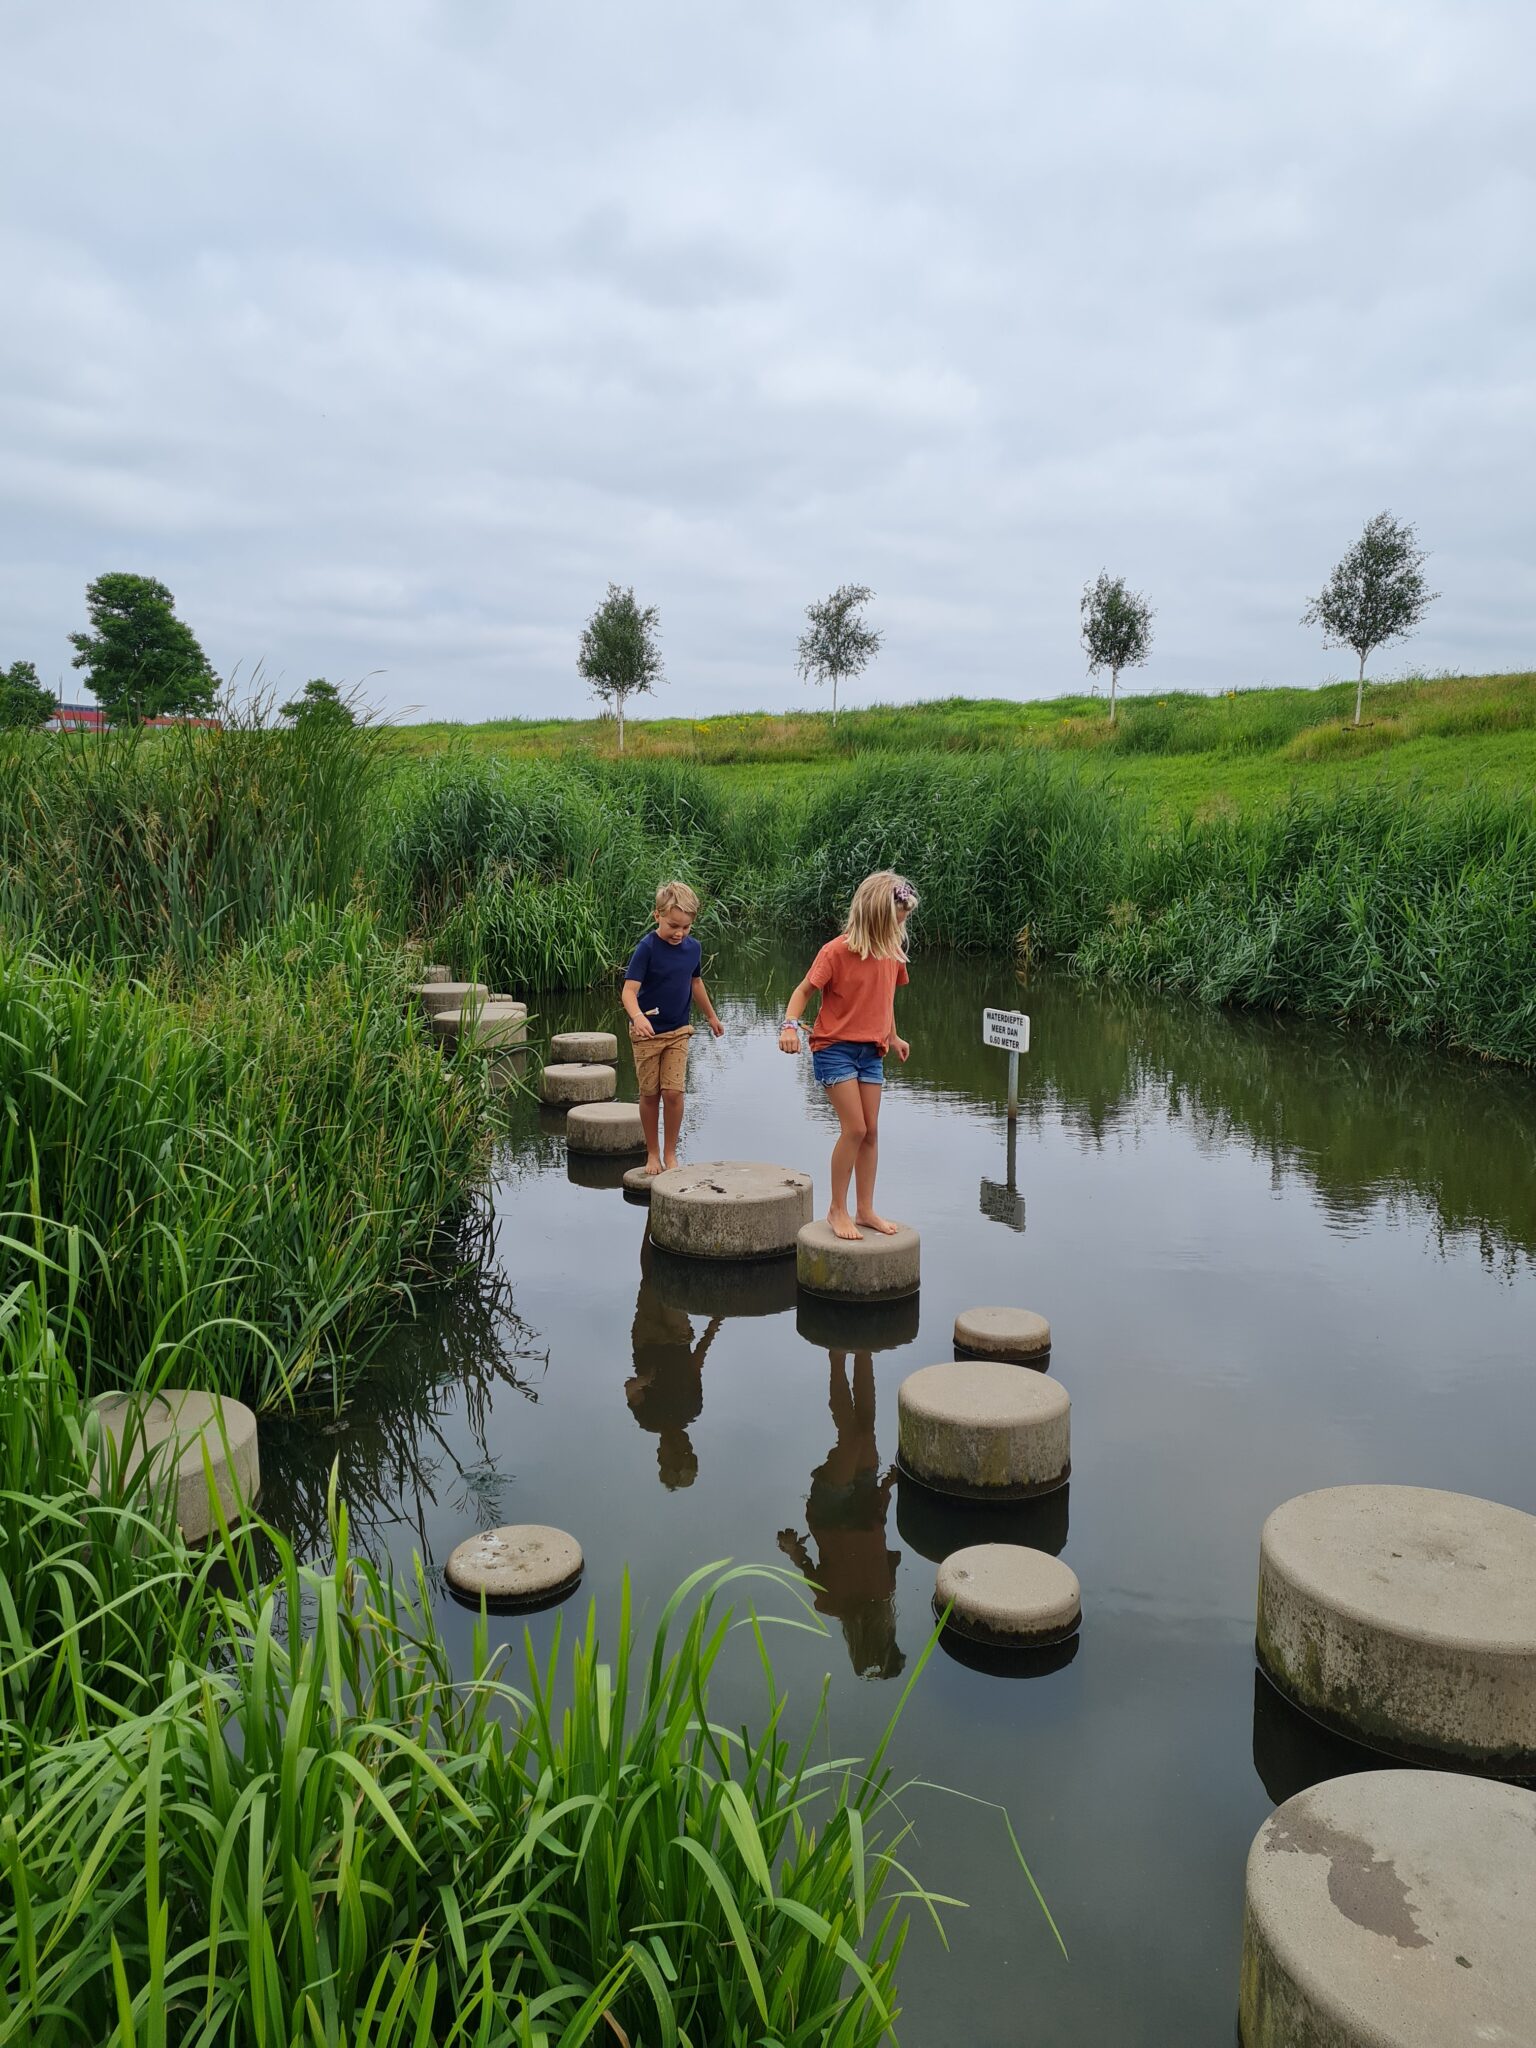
[624,930,702,1033]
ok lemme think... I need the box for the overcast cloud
[4,0,1534,721]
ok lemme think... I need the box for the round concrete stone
[898,1361,1070,1500]
[954,1306,1052,1369]
[444,1524,584,1610]
[622,1164,656,1202]
[458,1000,528,1052]
[421,963,451,983]
[934,1543,1081,1648]
[796,1219,920,1301]
[567,1100,647,1156]
[649,1161,813,1261]
[92,1389,260,1542]
[550,1030,619,1064]
[415,980,488,1018]
[1240,1770,1536,2048]
[1257,1485,1536,1775]
[541,1061,617,1106]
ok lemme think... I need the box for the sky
[4,0,1534,723]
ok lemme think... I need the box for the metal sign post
[982,1007,1030,1121]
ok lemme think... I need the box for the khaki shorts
[631,1022,692,1095]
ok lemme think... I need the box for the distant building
[44,702,221,733]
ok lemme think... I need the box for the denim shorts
[811,1040,885,1088]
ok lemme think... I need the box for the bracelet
[781,1018,802,1032]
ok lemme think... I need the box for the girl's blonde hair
[843,870,918,962]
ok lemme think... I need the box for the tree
[279,678,355,727]
[796,584,882,724]
[577,584,664,753]
[1080,571,1153,724]
[0,659,54,730]
[68,572,219,724]
[1302,511,1439,726]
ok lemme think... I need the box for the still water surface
[263,946,1536,2046]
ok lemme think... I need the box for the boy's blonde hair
[655,880,700,918]
[843,870,917,961]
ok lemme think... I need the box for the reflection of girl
[777,1351,904,1681]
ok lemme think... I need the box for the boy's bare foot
[827,1207,863,1242]
[643,1156,665,1177]
[855,1211,901,1236]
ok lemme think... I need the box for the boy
[622,881,725,1175]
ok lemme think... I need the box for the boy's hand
[708,1016,726,1038]
[893,1036,910,1062]
[777,1024,801,1055]
[630,1016,656,1040]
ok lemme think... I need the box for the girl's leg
[853,1081,898,1233]
[824,1079,867,1240]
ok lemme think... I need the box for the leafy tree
[1302,511,1439,726]
[279,678,355,727]
[68,572,219,724]
[577,583,664,753]
[0,659,54,730]
[1080,571,1153,725]
[796,584,882,724]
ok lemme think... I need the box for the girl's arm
[777,976,815,1055]
[691,974,725,1038]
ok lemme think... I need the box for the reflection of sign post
[979,1121,1026,1233]
[982,1008,1030,1120]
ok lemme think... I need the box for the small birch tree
[1302,512,1439,726]
[577,584,665,753]
[1080,571,1153,725]
[796,584,882,724]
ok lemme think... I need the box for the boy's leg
[824,1079,867,1240]
[638,1091,663,1173]
[853,1081,898,1233]
[658,1028,692,1169]
[661,1089,685,1169]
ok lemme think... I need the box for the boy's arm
[621,978,654,1038]
[691,974,725,1038]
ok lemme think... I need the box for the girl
[778,870,917,1241]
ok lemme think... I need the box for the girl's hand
[893,1036,910,1062]
[778,1024,801,1055]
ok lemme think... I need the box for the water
[261,946,1536,2046]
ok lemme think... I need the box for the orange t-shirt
[806,936,909,1051]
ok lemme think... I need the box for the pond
[261,943,1536,2046]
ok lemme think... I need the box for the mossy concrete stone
[622,1164,656,1201]
[954,1306,1052,1368]
[415,980,488,1018]
[541,1061,617,1106]
[567,1100,647,1155]
[796,1220,920,1301]
[458,1000,528,1052]
[92,1389,260,1542]
[551,1030,619,1064]
[1256,1485,1536,1774]
[444,1524,584,1610]
[649,1161,813,1261]
[898,1361,1070,1500]
[1239,1769,1536,2048]
[934,1543,1081,1647]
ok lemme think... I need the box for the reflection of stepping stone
[92,1389,260,1542]
[796,1289,920,1353]
[567,1101,647,1156]
[645,1242,799,1319]
[934,1543,1081,1648]
[540,1061,616,1107]
[898,1361,1070,1500]
[444,1524,584,1611]
[898,1472,1069,1564]
[954,1306,1051,1369]
[413,980,487,1017]
[1241,1770,1536,2047]
[650,1161,813,1261]
[1258,1485,1536,1774]
[796,1219,920,1301]
[550,1030,618,1064]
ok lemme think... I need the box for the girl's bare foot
[827,1207,863,1242]
[663,1152,680,1170]
[855,1211,901,1236]
[643,1156,665,1176]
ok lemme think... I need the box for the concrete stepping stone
[1257,1485,1536,1774]
[649,1161,813,1261]
[1240,1770,1536,2047]
[954,1305,1051,1368]
[444,1524,584,1611]
[795,1289,920,1353]
[92,1389,260,1542]
[934,1543,1081,1648]
[413,980,488,1018]
[421,963,451,983]
[796,1219,920,1301]
[457,1000,528,1052]
[622,1164,657,1202]
[541,1061,617,1107]
[567,1100,647,1156]
[898,1360,1070,1500]
[550,1030,619,1064]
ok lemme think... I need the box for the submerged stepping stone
[934,1543,1081,1648]
[1240,1770,1536,2048]
[92,1389,260,1543]
[458,1000,528,1052]
[444,1524,583,1611]
[898,1361,1070,1500]
[567,1100,647,1156]
[550,1030,619,1065]
[650,1161,813,1261]
[954,1306,1052,1369]
[541,1061,617,1107]
[1257,1485,1536,1774]
[414,980,488,1018]
[796,1219,920,1301]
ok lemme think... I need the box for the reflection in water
[778,1351,905,1681]
[795,1289,920,1353]
[896,1474,1070,1565]
[938,1630,1081,1680]
[1250,1667,1378,1807]
[626,1238,722,1489]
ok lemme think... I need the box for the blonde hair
[655,880,700,918]
[843,870,917,961]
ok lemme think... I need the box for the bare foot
[855,1211,901,1236]
[827,1207,863,1242]
[663,1152,680,1170]
[643,1156,665,1177]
